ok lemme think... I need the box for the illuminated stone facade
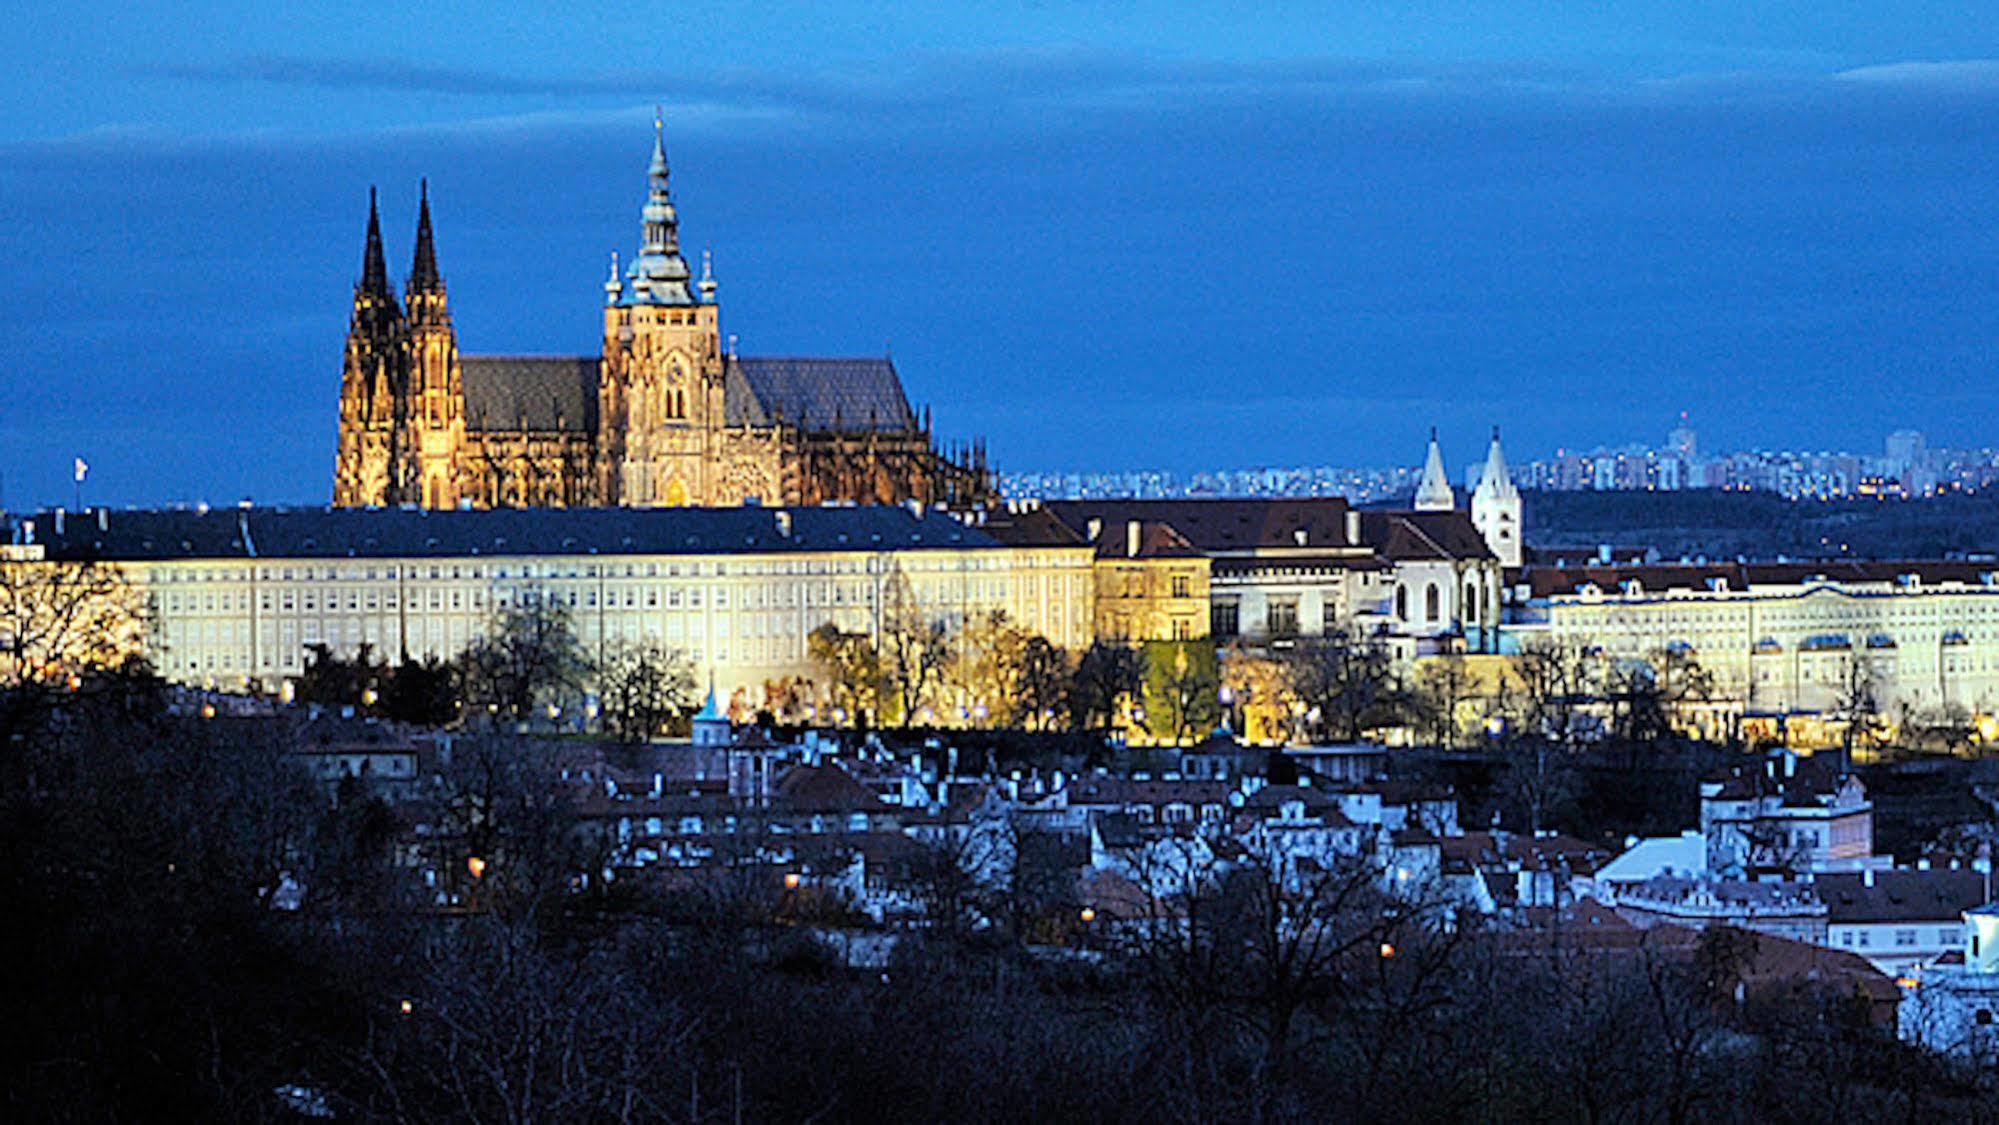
[19,506,1092,710]
[1516,562,1999,721]
[334,125,989,511]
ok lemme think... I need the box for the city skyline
[7,5,1999,510]
[1007,420,1990,504]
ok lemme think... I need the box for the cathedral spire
[1414,427,1455,511]
[622,111,696,305]
[409,178,442,294]
[359,186,393,301]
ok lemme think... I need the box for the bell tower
[1471,426,1523,568]
[599,113,724,506]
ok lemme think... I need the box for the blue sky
[5,3,1999,508]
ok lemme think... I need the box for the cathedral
[333,122,991,510]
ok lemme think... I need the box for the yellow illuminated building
[334,124,988,511]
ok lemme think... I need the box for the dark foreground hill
[1525,489,1999,561]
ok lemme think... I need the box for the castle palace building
[334,123,990,511]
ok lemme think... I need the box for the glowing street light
[466,856,487,879]
[1079,907,1097,924]
[783,872,801,891]
[1379,942,1396,959]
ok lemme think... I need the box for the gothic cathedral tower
[333,185,466,508]
[333,189,408,507]
[598,116,727,507]
[402,181,467,509]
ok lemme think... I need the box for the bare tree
[1834,654,1886,761]
[1604,658,1671,743]
[1653,646,1717,738]
[594,640,696,743]
[947,610,1028,725]
[1414,654,1476,748]
[1143,639,1221,745]
[0,554,148,744]
[1067,641,1143,732]
[877,568,955,727]
[1114,833,1462,1111]
[1496,738,1580,835]
[1013,635,1070,730]
[1285,629,1403,742]
[1515,636,1602,746]
[456,592,590,723]
[807,622,884,727]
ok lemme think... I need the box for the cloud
[1835,59,1999,89]
[133,47,1632,122]
[62,46,1999,158]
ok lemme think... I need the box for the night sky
[5,3,1999,509]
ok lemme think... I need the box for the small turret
[603,250,623,305]
[691,682,731,748]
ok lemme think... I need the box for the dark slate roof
[774,762,889,814]
[461,356,600,433]
[1044,498,1357,553]
[1815,870,1991,925]
[975,506,1087,548]
[1113,521,1203,560]
[1358,510,1498,563]
[727,357,916,432]
[1524,560,1999,600]
[24,505,1005,561]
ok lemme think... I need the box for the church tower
[1414,428,1455,512]
[333,189,409,507]
[401,181,467,509]
[1471,426,1523,568]
[599,115,727,506]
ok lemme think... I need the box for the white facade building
[18,505,1097,709]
